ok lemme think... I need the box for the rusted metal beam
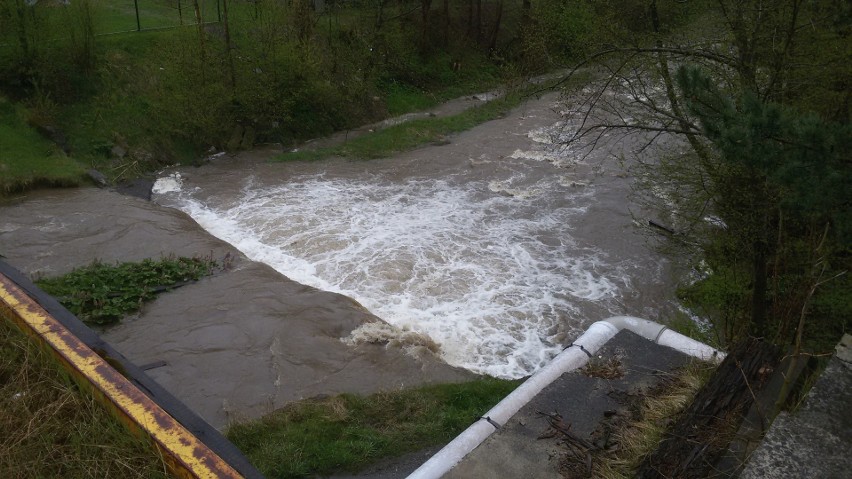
[0,265,261,479]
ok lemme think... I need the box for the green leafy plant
[36,256,216,325]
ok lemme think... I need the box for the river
[152,91,679,380]
[0,91,682,427]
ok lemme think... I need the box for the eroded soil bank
[0,188,473,429]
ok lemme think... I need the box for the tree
[676,65,851,337]
[560,0,850,346]
[420,0,432,51]
[0,0,37,67]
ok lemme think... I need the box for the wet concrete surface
[0,188,232,278]
[444,330,690,479]
[0,187,474,429]
[328,445,446,479]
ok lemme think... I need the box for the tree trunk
[636,338,781,478]
[751,240,768,334]
[442,0,449,48]
[192,0,206,80]
[420,0,432,52]
[11,0,32,61]
[222,0,235,92]
[649,0,712,166]
[474,0,481,42]
[292,0,313,42]
[488,0,503,54]
[466,0,473,37]
[375,0,385,29]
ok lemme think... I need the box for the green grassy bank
[280,86,533,162]
[227,378,519,478]
[0,0,598,195]
[0,95,86,193]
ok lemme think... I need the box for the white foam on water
[163,173,623,378]
[509,149,581,169]
[152,173,184,194]
[487,176,544,199]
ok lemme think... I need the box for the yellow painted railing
[0,269,257,479]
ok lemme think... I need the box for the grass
[382,82,440,116]
[0,318,170,479]
[94,0,220,34]
[590,362,714,478]
[226,378,519,478]
[36,256,217,325]
[279,87,535,162]
[0,96,87,193]
[1,1,529,195]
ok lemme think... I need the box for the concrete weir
[0,260,262,479]
[0,188,475,429]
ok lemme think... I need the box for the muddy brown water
[0,188,473,429]
[152,92,683,379]
[0,90,682,430]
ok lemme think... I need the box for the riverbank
[1,0,594,196]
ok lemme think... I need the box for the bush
[36,257,216,325]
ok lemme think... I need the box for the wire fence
[95,0,222,35]
[0,0,222,47]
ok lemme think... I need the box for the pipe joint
[406,315,725,479]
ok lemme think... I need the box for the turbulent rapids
[152,93,676,379]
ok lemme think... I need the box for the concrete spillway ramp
[104,261,475,428]
[0,188,474,429]
[443,330,690,479]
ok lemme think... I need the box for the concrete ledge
[741,334,852,479]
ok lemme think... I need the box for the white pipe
[602,315,723,363]
[406,316,724,479]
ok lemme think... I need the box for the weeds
[0,319,169,478]
[36,256,216,325]
[581,356,625,380]
[227,378,519,478]
[590,362,714,478]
